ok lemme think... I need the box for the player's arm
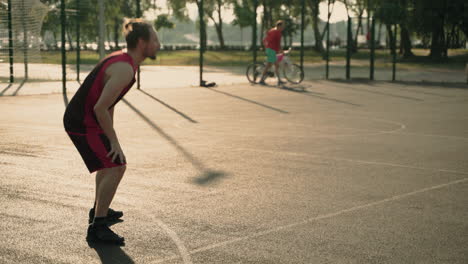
[278,33,283,54]
[109,107,114,124]
[263,33,268,47]
[94,62,133,162]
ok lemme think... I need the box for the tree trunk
[366,9,370,35]
[215,0,225,49]
[53,31,58,49]
[66,28,74,51]
[354,12,363,50]
[260,0,266,49]
[106,25,112,50]
[114,18,120,49]
[386,24,396,55]
[212,21,225,49]
[430,24,446,59]
[430,0,448,59]
[399,24,413,57]
[311,0,324,53]
[377,22,382,44]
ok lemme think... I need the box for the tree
[167,0,226,49]
[374,1,403,55]
[205,0,229,48]
[398,0,413,58]
[232,0,256,48]
[154,14,175,31]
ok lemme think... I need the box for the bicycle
[246,48,304,85]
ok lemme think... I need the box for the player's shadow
[88,242,134,264]
[122,99,227,186]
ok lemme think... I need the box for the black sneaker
[258,80,267,85]
[88,207,124,224]
[86,223,125,246]
[277,80,286,86]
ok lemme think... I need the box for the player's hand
[107,141,126,164]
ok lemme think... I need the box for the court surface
[1,78,467,263]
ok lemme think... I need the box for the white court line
[153,177,468,263]
[394,131,468,141]
[236,147,468,175]
[173,114,406,139]
[0,150,73,161]
[5,164,193,264]
[0,124,63,132]
[150,218,193,264]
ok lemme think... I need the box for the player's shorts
[266,48,277,63]
[66,132,126,173]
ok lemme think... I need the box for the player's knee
[114,165,126,176]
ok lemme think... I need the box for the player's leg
[260,62,273,84]
[260,48,277,84]
[87,166,126,245]
[94,165,126,218]
[89,168,124,223]
[274,61,285,86]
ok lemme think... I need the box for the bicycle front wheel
[283,64,304,84]
[246,63,266,84]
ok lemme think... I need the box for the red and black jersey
[63,51,138,135]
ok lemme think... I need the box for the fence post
[136,0,141,89]
[300,0,305,70]
[325,0,331,79]
[253,0,258,64]
[76,0,80,83]
[61,0,67,97]
[346,17,352,80]
[7,0,14,83]
[199,0,204,86]
[392,24,397,82]
[370,17,375,80]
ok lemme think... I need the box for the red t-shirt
[265,29,282,52]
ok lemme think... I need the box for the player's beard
[145,46,156,60]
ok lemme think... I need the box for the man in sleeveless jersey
[259,20,286,86]
[63,19,160,245]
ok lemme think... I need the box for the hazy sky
[146,1,350,25]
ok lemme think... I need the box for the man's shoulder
[106,61,135,80]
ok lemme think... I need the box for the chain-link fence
[0,0,466,92]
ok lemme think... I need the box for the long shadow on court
[373,83,455,98]
[333,78,466,92]
[122,99,227,186]
[392,80,467,89]
[11,80,27,96]
[330,80,424,101]
[88,242,134,264]
[139,89,198,123]
[203,87,289,114]
[0,79,26,96]
[261,84,362,107]
[0,83,13,96]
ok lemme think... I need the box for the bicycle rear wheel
[246,63,266,84]
[283,64,304,84]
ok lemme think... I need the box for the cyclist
[259,20,286,86]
